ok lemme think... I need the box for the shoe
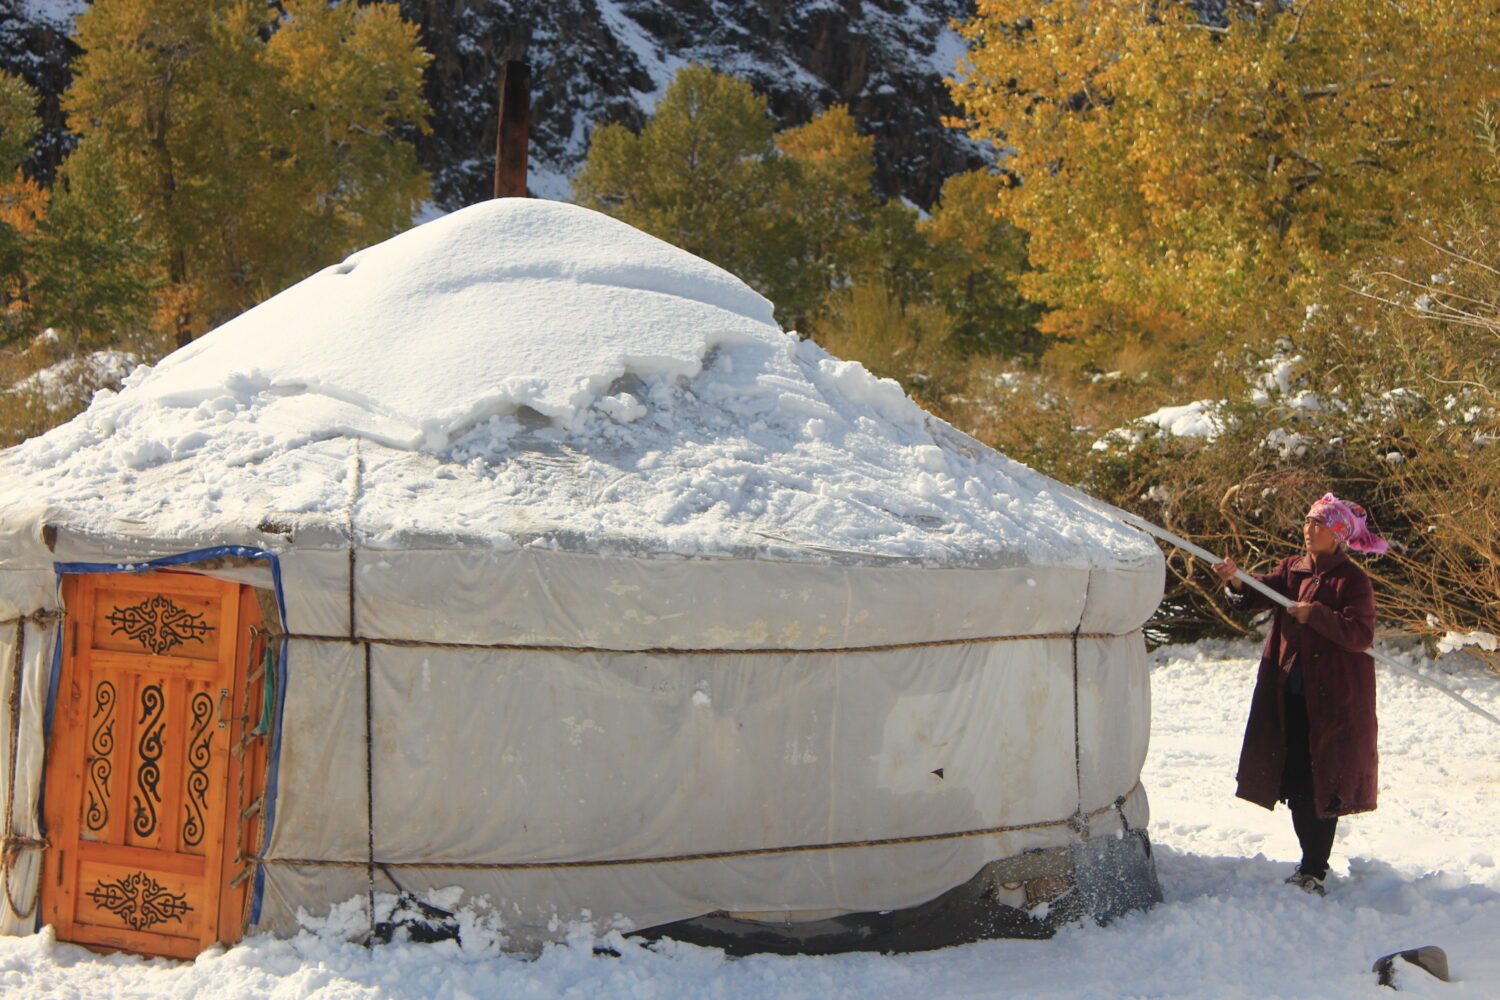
[1284,868,1326,897]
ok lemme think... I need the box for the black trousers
[1281,692,1338,878]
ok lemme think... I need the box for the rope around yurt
[254,786,1143,872]
[323,435,1134,938]
[259,628,1135,655]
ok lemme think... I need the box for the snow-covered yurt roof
[0,199,1157,579]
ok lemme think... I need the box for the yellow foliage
[64,0,431,340]
[950,0,1500,371]
[919,169,1040,355]
[0,171,46,238]
[807,279,966,406]
[576,68,914,326]
[777,105,872,191]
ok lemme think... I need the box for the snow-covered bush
[0,331,143,446]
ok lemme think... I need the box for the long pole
[1101,506,1500,727]
[493,58,530,199]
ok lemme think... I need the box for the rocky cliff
[3,1,984,210]
[401,0,984,209]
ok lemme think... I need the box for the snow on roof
[142,199,777,448]
[0,200,1159,569]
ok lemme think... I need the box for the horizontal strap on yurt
[257,785,1142,871]
[262,628,1140,657]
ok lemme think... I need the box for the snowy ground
[3,638,1497,998]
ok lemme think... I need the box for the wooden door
[42,571,271,959]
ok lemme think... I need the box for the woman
[1212,494,1386,896]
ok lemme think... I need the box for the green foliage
[774,106,937,317]
[0,72,41,341]
[575,65,941,328]
[570,65,888,325]
[64,0,431,341]
[920,169,1042,357]
[27,142,158,349]
[0,71,157,351]
[575,64,1044,358]
[804,280,966,406]
[574,65,802,317]
[0,72,38,176]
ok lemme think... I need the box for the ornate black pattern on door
[87,871,193,931]
[85,681,116,832]
[183,692,214,847]
[107,594,215,655]
[133,684,165,838]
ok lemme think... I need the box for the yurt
[0,200,1164,959]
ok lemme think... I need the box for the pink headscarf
[1306,493,1388,555]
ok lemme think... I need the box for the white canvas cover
[0,200,1163,948]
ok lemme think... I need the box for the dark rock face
[399,0,985,210]
[3,1,985,209]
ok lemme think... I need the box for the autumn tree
[950,0,1500,371]
[0,71,154,349]
[774,105,926,314]
[573,65,800,316]
[919,168,1040,357]
[0,71,42,339]
[63,0,431,345]
[573,65,908,326]
[27,141,157,348]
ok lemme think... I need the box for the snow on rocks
[18,0,86,27]
[0,199,1155,569]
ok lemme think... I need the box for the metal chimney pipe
[494,59,531,199]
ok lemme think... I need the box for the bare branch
[1285,0,1317,45]
[1425,374,1496,392]
[1418,237,1500,278]
[1301,79,1394,100]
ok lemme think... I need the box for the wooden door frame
[41,569,272,959]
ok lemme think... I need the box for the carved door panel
[43,571,269,960]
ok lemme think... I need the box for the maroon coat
[1228,550,1379,818]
